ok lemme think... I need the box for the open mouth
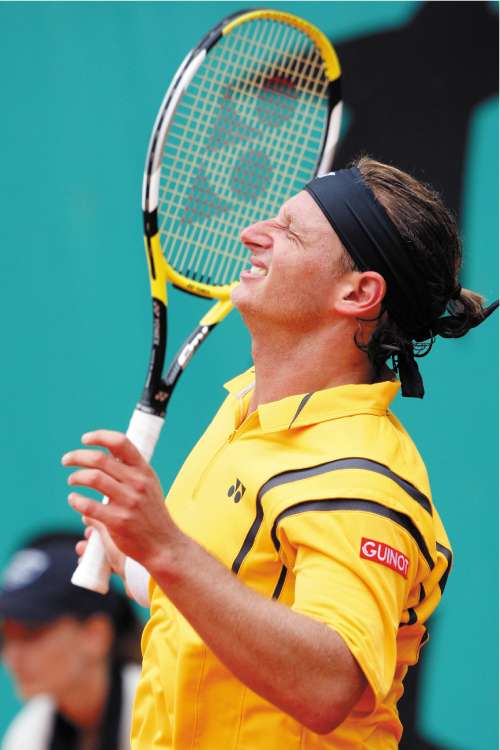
[248,265,268,277]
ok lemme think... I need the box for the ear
[333,271,386,319]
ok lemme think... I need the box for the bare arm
[63,431,366,734]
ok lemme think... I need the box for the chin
[14,680,44,700]
[230,283,252,313]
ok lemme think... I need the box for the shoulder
[2,697,55,750]
[259,384,441,568]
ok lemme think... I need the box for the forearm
[147,531,365,733]
[63,431,364,732]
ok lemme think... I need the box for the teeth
[250,266,267,277]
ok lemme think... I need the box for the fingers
[68,492,111,523]
[82,430,144,466]
[62,432,155,502]
[61,449,129,483]
[67,468,121,499]
[69,491,127,529]
[76,519,126,578]
[62,430,144,470]
[64,428,167,571]
[75,538,88,557]
[74,523,93,558]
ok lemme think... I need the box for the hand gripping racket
[72,8,343,593]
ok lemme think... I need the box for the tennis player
[63,158,497,749]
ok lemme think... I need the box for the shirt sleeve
[124,557,150,608]
[274,506,419,709]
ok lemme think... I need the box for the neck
[58,660,110,729]
[248,319,375,412]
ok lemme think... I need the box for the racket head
[143,9,342,303]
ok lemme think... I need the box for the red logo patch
[360,537,409,579]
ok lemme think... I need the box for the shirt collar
[223,368,255,397]
[224,370,400,433]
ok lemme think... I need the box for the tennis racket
[72,8,343,593]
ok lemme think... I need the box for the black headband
[305,167,433,336]
[305,167,498,398]
[305,167,433,397]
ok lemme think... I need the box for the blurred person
[0,531,142,750]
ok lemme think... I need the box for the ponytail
[434,288,498,339]
[351,157,498,395]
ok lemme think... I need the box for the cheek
[275,256,329,299]
[8,630,86,695]
[3,641,55,695]
[47,633,87,686]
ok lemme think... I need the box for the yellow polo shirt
[131,370,452,749]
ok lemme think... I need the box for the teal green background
[0,3,497,748]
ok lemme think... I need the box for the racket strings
[157,18,330,287]
[165,15,288,276]
[160,122,323,176]
[228,31,327,94]
[191,17,305,284]
[210,26,328,285]
[164,60,323,194]
[259,30,330,253]
[170,94,326,153]
[162,43,323,232]
[160,25,324,219]
[188,25,320,281]
[159,20,276,281]
[166,31,327,284]
[169,17,278,239]
[161,20,312,248]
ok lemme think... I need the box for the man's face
[1,617,94,700]
[231,190,348,331]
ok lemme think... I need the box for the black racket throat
[139,297,167,416]
[139,297,216,419]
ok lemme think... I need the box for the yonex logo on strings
[227,479,246,503]
[180,75,301,224]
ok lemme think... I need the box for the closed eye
[276,208,302,242]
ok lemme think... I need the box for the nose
[240,220,273,249]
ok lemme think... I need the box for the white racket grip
[125,408,165,463]
[71,409,165,594]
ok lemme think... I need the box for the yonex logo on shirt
[360,537,409,579]
[227,479,246,503]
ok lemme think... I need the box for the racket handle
[71,409,165,594]
[71,524,112,594]
[125,408,164,463]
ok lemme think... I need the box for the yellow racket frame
[146,9,341,319]
[223,10,341,82]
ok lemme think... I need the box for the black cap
[0,537,118,624]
